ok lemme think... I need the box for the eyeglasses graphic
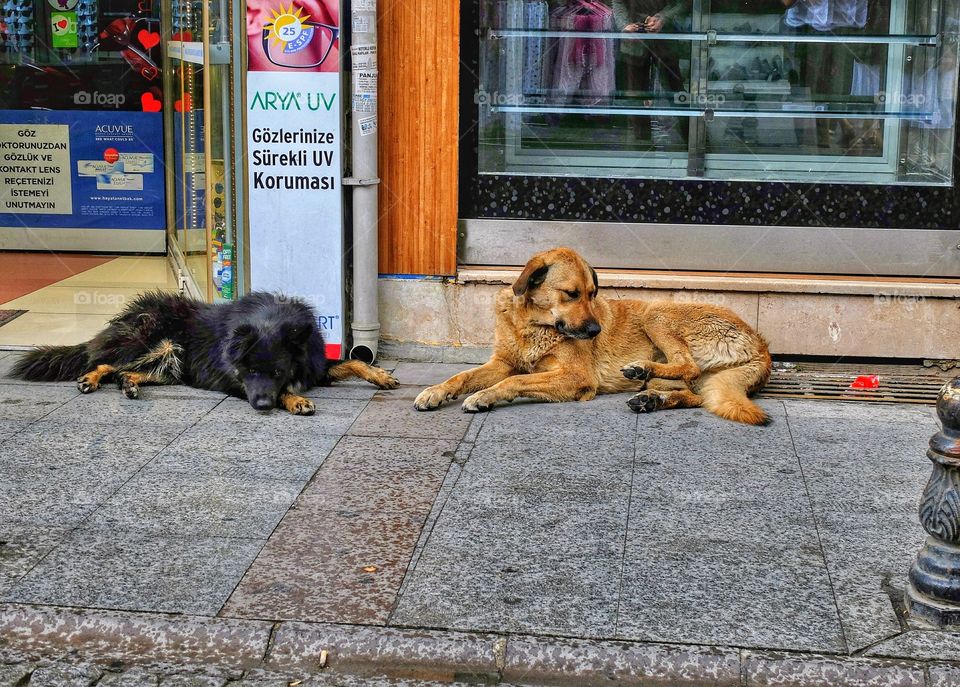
[261,20,338,69]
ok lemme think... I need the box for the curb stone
[501,635,741,686]
[741,651,926,687]
[4,605,960,686]
[265,623,502,682]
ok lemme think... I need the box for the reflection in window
[477,0,960,185]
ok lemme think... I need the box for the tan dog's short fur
[414,247,772,424]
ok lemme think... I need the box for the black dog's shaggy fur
[9,291,398,414]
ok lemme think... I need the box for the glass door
[162,0,238,300]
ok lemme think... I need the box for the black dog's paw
[117,375,140,400]
[77,375,98,394]
[627,391,664,414]
[621,363,653,381]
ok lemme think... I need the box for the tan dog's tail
[698,348,772,426]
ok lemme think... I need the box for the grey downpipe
[347,0,380,363]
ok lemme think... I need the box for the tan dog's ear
[513,256,550,296]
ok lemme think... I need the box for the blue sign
[0,109,164,230]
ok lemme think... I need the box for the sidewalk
[1,354,958,686]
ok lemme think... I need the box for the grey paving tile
[198,397,367,435]
[473,391,639,449]
[392,362,477,387]
[815,513,926,651]
[136,386,231,401]
[0,470,113,528]
[348,387,474,440]
[0,418,27,444]
[0,420,182,474]
[303,381,379,401]
[394,548,623,638]
[793,412,931,650]
[86,473,303,539]
[783,399,938,424]
[28,663,103,686]
[393,434,631,637]
[742,651,925,687]
[144,423,341,481]
[0,524,70,595]
[788,416,937,476]
[867,630,960,662]
[222,437,455,624]
[6,529,263,615]
[0,384,78,420]
[930,663,960,687]
[46,392,222,427]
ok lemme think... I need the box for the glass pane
[476,0,960,185]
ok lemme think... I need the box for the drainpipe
[346,0,380,363]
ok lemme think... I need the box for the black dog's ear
[282,322,311,346]
[513,256,550,296]
[226,324,256,360]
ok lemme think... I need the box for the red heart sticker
[56,19,68,29]
[137,29,160,50]
[174,92,192,112]
[140,92,162,112]
[171,30,192,41]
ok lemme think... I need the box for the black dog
[9,291,398,414]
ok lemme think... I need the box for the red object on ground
[850,375,881,389]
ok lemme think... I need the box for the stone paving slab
[0,526,69,597]
[5,531,264,615]
[389,363,477,387]
[866,630,960,662]
[198,397,368,435]
[85,472,303,539]
[222,436,456,624]
[143,423,342,481]
[740,651,926,687]
[0,384,78,421]
[0,418,27,444]
[45,392,222,428]
[347,387,474,440]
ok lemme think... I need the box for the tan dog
[414,247,772,424]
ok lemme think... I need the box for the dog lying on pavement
[414,247,772,424]
[10,291,398,415]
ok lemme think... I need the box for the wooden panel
[377,0,459,276]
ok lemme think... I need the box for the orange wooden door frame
[377,0,459,276]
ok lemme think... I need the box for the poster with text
[0,110,164,230]
[246,0,343,358]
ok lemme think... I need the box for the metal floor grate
[759,363,956,405]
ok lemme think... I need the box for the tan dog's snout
[556,317,601,339]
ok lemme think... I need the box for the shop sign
[245,0,344,358]
[0,111,164,230]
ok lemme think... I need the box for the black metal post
[906,379,960,628]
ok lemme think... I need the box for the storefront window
[477,0,960,185]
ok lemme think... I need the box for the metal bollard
[905,378,960,627]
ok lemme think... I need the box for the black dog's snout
[251,396,274,411]
[585,322,601,338]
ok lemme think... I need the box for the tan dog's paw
[372,367,400,389]
[621,362,653,382]
[282,394,315,416]
[462,390,497,413]
[414,385,452,411]
[627,391,665,413]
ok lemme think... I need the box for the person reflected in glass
[613,0,689,145]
